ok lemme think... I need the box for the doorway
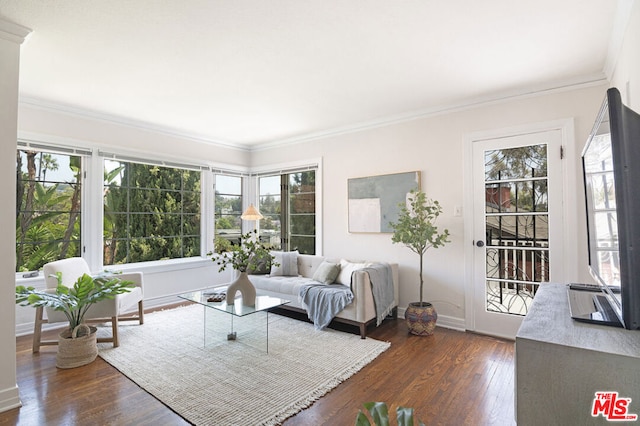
[464,124,571,339]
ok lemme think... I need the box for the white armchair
[33,257,144,352]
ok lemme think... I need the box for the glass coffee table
[178,287,290,353]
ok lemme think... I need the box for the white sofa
[248,254,399,338]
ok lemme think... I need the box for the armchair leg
[33,307,44,353]
[111,316,119,348]
[138,300,144,325]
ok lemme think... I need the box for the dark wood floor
[2,310,516,426]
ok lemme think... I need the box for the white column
[0,17,31,413]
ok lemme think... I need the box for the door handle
[476,240,485,247]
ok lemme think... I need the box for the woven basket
[56,324,98,369]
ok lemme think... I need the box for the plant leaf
[396,406,415,426]
[355,411,372,426]
[363,402,390,426]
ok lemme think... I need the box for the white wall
[252,84,608,326]
[610,0,640,109]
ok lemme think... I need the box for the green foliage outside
[104,161,201,265]
[259,171,316,255]
[484,145,548,213]
[16,150,318,270]
[16,151,82,272]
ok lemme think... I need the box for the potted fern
[16,272,133,368]
[389,189,450,335]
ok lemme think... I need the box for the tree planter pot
[226,271,256,307]
[56,324,98,369]
[405,302,437,336]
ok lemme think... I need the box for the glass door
[471,130,564,338]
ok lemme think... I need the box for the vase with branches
[211,230,277,306]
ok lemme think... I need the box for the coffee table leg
[227,315,236,340]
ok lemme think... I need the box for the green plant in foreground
[355,402,425,426]
[16,273,133,332]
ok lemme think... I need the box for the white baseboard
[15,296,184,337]
[397,307,466,332]
[0,386,21,413]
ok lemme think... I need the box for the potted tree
[212,230,277,306]
[389,189,450,335]
[16,272,133,368]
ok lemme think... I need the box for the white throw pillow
[312,261,341,284]
[335,259,370,286]
[270,251,299,276]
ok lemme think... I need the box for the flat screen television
[578,87,640,330]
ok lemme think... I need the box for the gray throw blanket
[299,284,354,330]
[361,263,395,326]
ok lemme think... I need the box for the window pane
[290,214,315,236]
[290,235,315,255]
[259,175,281,249]
[215,175,242,251]
[485,144,547,181]
[16,150,82,272]
[104,160,201,265]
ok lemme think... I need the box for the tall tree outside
[16,150,81,272]
[103,160,201,265]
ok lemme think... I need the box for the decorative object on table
[205,291,226,303]
[389,189,450,336]
[211,230,277,307]
[348,171,420,233]
[16,272,133,368]
[355,402,424,426]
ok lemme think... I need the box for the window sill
[15,256,214,285]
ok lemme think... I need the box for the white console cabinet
[515,283,640,425]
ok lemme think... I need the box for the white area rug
[97,304,390,425]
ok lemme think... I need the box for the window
[16,149,82,272]
[214,174,242,252]
[103,160,201,265]
[16,140,315,271]
[259,170,316,254]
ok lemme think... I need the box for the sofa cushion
[336,259,370,286]
[270,250,299,276]
[249,274,317,296]
[312,261,341,284]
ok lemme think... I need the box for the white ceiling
[0,0,626,149]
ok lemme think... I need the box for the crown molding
[0,18,31,44]
[19,72,607,154]
[253,73,608,151]
[603,0,635,80]
[18,96,251,152]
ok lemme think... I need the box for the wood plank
[2,310,515,425]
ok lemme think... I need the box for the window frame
[214,173,244,249]
[15,142,90,274]
[253,158,322,255]
[102,157,203,266]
